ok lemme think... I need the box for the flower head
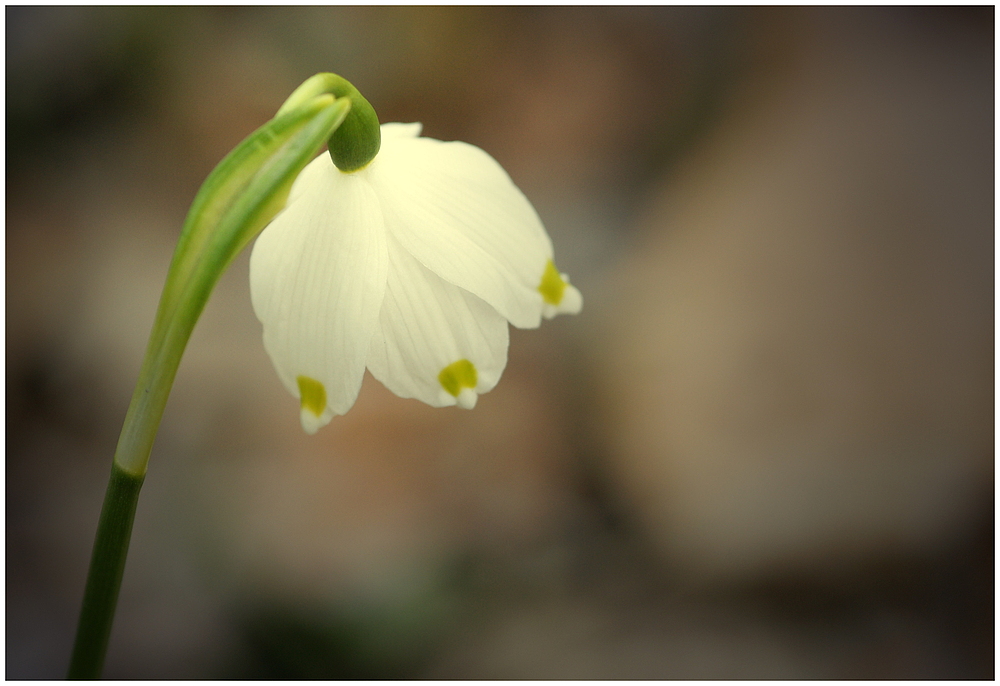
[250,122,581,433]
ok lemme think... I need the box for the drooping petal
[366,233,509,409]
[249,154,387,432]
[369,129,557,330]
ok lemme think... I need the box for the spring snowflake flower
[250,122,582,433]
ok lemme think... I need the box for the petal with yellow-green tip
[371,123,555,330]
[249,154,388,432]
[366,233,508,409]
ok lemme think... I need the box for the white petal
[368,132,554,329]
[366,234,509,409]
[284,142,334,206]
[250,154,387,431]
[381,122,423,139]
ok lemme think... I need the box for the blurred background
[6,6,993,679]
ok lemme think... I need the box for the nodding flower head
[252,77,582,433]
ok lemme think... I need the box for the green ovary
[297,375,327,417]
[538,259,566,305]
[438,359,478,397]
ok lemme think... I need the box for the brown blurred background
[6,6,993,679]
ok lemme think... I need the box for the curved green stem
[67,85,354,679]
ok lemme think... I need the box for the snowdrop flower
[250,104,581,433]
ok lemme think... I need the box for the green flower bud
[277,73,380,172]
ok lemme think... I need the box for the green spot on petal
[438,359,478,397]
[538,259,566,306]
[297,375,326,417]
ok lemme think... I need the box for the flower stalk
[68,82,353,679]
[67,465,143,679]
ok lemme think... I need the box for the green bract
[277,72,381,172]
[113,93,351,476]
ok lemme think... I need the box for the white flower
[249,123,582,433]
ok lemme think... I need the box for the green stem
[67,464,145,679]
